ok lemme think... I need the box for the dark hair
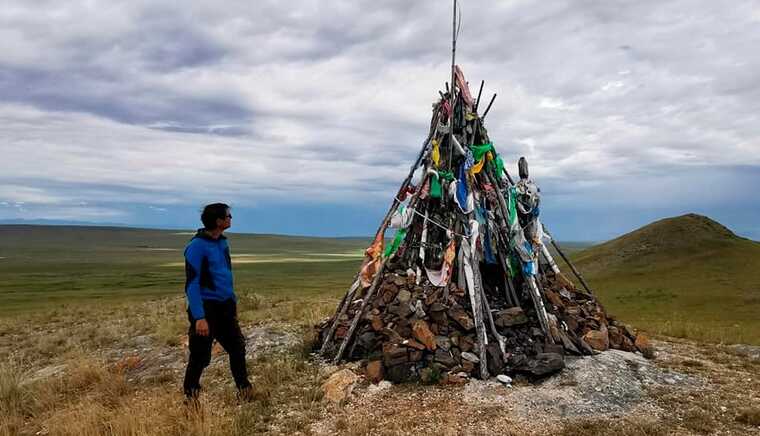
[201,203,230,230]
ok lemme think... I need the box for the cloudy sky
[1,0,758,241]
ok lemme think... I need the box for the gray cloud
[0,0,758,237]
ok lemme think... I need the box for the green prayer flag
[430,174,442,199]
[384,228,408,258]
[470,142,494,161]
[507,186,517,226]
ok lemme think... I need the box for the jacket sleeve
[184,242,205,320]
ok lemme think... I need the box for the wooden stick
[333,261,388,363]
[482,93,497,119]
[480,285,507,361]
[318,277,361,356]
[474,80,485,112]
[526,276,555,344]
[542,224,595,295]
[462,239,490,379]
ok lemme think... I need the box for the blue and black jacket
[184,229,236,320]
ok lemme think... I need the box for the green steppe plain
[1,215,758,345]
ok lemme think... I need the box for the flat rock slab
[505,349,702,417]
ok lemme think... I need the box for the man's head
[201,203,232,231]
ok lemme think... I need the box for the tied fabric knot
[430,170,454,199]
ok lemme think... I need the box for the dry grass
[682,407,717,434]
[558,417,667,436]
[1,340,324,436]
[736,407,760,426]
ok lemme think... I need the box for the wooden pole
[448,0,457,171]
[318,277,361,356]
[474,80,485,112]
[333,261,387,363]
[482,93,497,119]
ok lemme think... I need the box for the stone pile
[318,267,648,383]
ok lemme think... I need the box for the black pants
[183,299,251,397]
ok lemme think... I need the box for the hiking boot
[184,389,202,412]
[237,385,255,403]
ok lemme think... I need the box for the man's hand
[195,319,209,336]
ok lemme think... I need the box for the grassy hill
[0,225,369,314]
[573,214,760,344]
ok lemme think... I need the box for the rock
[393,275,406,287]
[386,363,416,383]
[582,327,609,351]
[28,364,67,383]
[367,380,392,394]
[545,290,564,307]
[434,349,456,367]
[430,303,447,312]
[357,332,377,350]
[458,335,474,353]
[412,320,437,351]
[381,287,398,304]
[449,334,460,347]
[366,360,384,383]
[608,326,623,349]
[444,372,468,385]
[381,327,404,344]
[619,335,637,352]
[321,369,358,404]
[133,335,151,346]
[435,336,451,351]
[494,307,529,327]
[486,343,506,375]
[622,324,637,338]
[461,352,480,363]
[448,306,475,331]
[516,352,565,377]
[412,300,426,318]
[635,333,656,359]
[371,317,384,332]
[402,338,426,350]
[543,343,565,355]
[496,374,513,385]
[383,343,408,366]
[430,310,448,324]
[388,302,413,319]
[397,289,411,304]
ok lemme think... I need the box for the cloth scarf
[469,143,505,179]
[430,170,454,199]
[359,232,384,287]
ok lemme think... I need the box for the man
[183,203,253,403]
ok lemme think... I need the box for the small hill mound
[571,214,760,345]
[573,214,747,273]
